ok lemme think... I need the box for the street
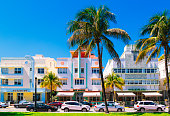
[0,106,168,113]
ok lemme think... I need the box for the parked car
[61,101,90,112]
[47,102,62,108]
[134,101,166,112]
[26,103,58,112]
[81,101,92,107]
[94,103,125,112]
[14,100,33,108]
[0,102,8,108]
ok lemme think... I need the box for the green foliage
[135,10,170,64]
[104,72,125,90]
[40,71,62,91]
[67,5,130,62]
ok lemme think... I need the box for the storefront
[0,88,46,103]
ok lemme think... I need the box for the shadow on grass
[0,112,33,116]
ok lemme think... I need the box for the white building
[104,45,161,106]
[158,57,170,101]
[56,50,102,103]
[0,55,56,103]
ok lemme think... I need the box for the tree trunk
[164,46,170,114]
[113,86,115,102]
[97,42,109,113]
[51,81,52,102]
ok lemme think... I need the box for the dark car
[26,103,58,112]
[14,100,33,108]
[47,102,63,108]
[81,101,92,107]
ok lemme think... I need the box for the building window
[17,93,23,101]
[58,68,67,74]
[92,80,101,85]
[75,79,84,85]
[1,68,8,74]
[75,68,78,73]
[113,68,157,73]
[14,79,22,85]
[38,68,44,74]
[33,93,41,101]
[60,79,67,85]
[8,93,13,101]
[81,68,84,73]
[92,68,99,74]
[38,79,44,85]
[14,68,22,74]
[2,79,8,85]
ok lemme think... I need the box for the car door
[107,103,114,112]
[149,102,157,111]
[73,102,82,111]
[144,102,151,111]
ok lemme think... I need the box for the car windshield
[79,103,83,105]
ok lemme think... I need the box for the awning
[56,92,74,97]
[142,92,162,97]
[117,93,136,97]
[83,92,100,97]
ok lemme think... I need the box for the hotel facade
[0,55,56,103]
[56,50,102,103]
[104,45,162,106]
[0,50,102,103]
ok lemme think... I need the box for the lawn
[0,112,169,116]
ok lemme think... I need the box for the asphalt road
[0,106,168,113]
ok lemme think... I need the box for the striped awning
[117,93,136,97]
[56,92,75,97]
[142,92,162,97]
[83,92,100,97]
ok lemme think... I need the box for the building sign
[13,90,28,92]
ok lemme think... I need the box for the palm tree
[67,5,130,113]
[40,71,62,102]
[104,72,124,102]
[135,10,170,113]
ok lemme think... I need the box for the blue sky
[0,0,169,66]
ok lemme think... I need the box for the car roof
[65,101,78,102]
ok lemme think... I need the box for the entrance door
[17,93,23,102]
[76,93,83,102]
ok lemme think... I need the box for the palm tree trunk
[113,86,115,102]
[51,81,52,103]
[97,42,109,113]
[164,46,170,114]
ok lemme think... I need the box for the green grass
[0,112,169,116]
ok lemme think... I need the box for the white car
[94,103,125,112]
[61,101,90,112]
[134,101,166,112]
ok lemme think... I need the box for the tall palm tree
[135,10,170,113]
[104,72,124,102]
[67,5,130,113]
[40,71,62,102]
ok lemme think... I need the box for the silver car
[134,101,166,112]
[94,103,125,112]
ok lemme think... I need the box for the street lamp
[34,77,37,112]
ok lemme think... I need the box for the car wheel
[30,109,34,112]
[140,108,145,112]
[48,109,52,112]
[16,105,19,108]
[58,105,61,109]
[117,108,122,112]
[82,108,87,112]
[99,108,104,112]
[64,108,69,112]
[157,108,162,112]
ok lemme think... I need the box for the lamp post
[34,77,37,112]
